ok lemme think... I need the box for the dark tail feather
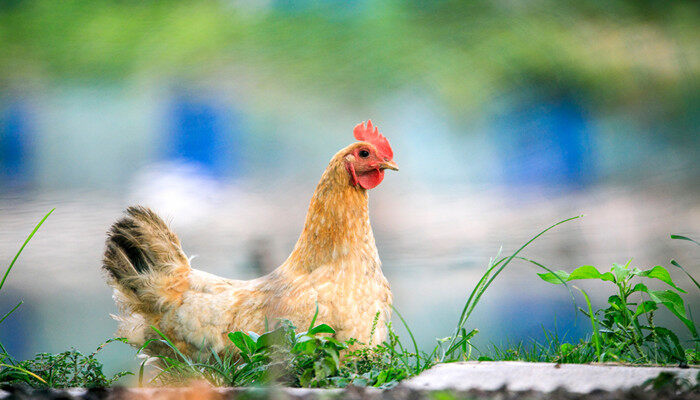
[102,206,190,313]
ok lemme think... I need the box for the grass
[1,211,698,390]
[0,209,129,388]
[1,209,54,385]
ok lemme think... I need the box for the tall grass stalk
[1,208,55,385]
[575,286,601,361]
[439,215,582,362]
[0,208,54,291]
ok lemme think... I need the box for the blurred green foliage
[0,0,698,114]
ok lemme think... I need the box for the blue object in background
[0,102,33,187]
[169,96,242,178]
[496,93,595,189]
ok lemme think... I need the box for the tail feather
[103,206,191,317]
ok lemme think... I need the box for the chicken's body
[103,123,396,357]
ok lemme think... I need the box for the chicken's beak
[379,160,399,171]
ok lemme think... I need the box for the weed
[2,339,131,388]
[538,252,699,364]
[0,209,131,388]
[1,209,54,385]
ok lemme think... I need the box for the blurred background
[1,0,698,378]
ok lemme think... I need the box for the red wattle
[358,169,385,189]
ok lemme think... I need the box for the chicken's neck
[285,156,377,271]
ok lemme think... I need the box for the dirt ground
[1,384,699,400]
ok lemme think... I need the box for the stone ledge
[402,361,698,393]
[1,362,697,399]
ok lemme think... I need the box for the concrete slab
[402,361,698,393]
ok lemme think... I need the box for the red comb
[353,120,393,160]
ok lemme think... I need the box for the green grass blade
[0,363,47,384]
[138,359,146,387]
[441,215,582,362]
[308,302,319,332]
[671,234,700,246]
[150,326,194,366]
[670,260,700,291]
[0,301,23,325]
[574,286,601,362]
[446,254,505,357]
[1,208,55,291]
[391,305,421,373]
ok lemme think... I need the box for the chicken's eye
[359,149,370,158]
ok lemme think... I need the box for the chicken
[102,120,398,357]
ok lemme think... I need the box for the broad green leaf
[651,326,686,363]
[537,270,570,284]
[648,290,698,338]
[295,335,314,343]
[538,265,614,284]
[559,343,575,354]
[228,331,256,354]
[293,338,316,354]
[570,265,615,282]
[329,349,340,367]
[256,327,288,348]
[611,263,629,283]
[607,295,623,311]
[323,336,346,349]
[633,301,658,317]
[308,324,335,335]
[639,265,686,293]
[629,283,648,294]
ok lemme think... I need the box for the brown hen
[102,121,398,357]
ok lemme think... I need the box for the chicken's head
[345,120,398,190]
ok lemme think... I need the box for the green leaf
[575,286,602,362]
[307,324,335,335]
[611,263,630,283]
[538,265,614,284]
[308,302,319,332]
[228,331,257,355]
[670,260,700,292]
[256,327,288,349]
[633,301,658,317]
[651,326,686,363]
[293,338,316,354]
[571,265,616,282]
[630,283,649,294]
[671,234,700,246]
[537,270,570,284]
[329,349,340,368]
[639,266,686,293]
[648,290,698,338]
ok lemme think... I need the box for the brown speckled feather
[103,143,393,357]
